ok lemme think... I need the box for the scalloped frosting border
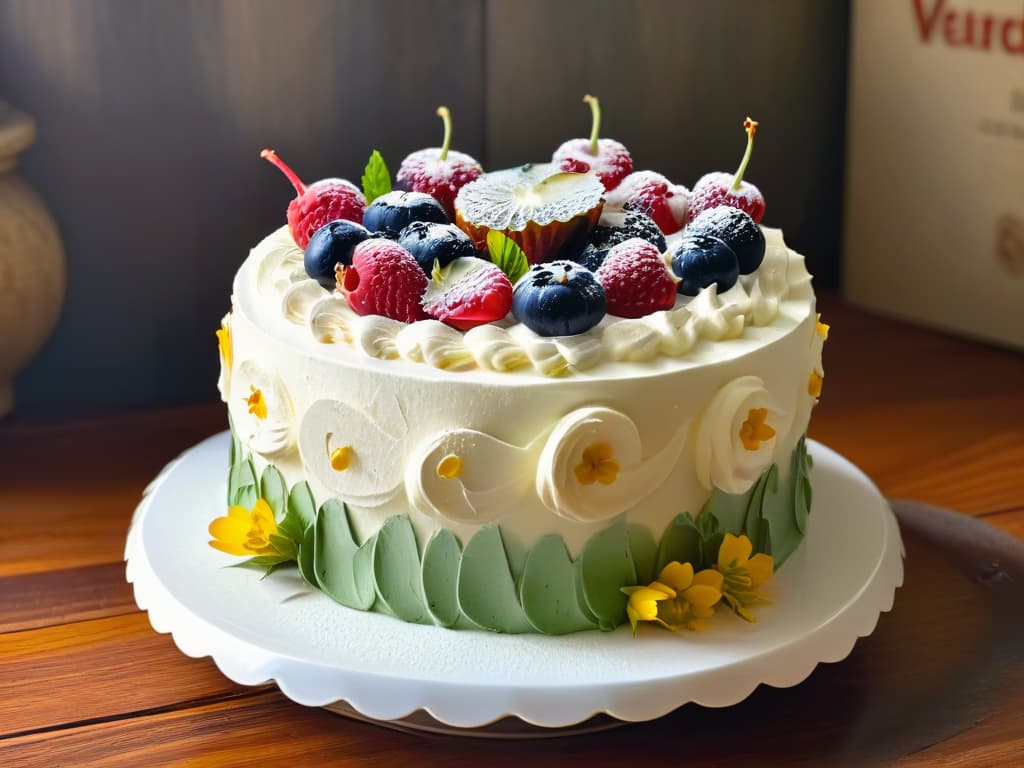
[221,426,813,636]
[248,225,813,377]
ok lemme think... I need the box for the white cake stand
[125,433,904,735]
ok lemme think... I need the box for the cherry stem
[260,149,306,195]
[436,106,452,162]
[583,94,601,155]
[731,117,758,191]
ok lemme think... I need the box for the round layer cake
[213,109,825,635]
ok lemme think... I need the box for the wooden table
[1,296,1022,766]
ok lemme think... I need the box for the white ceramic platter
[126,433,903,733]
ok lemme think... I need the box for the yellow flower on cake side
[574,442,620,485]
[622,561,724,634]
[208,498,281,556]
[716,533,774,622]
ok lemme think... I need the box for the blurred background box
[844,0,1024,350]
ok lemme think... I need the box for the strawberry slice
[422,258,513,330]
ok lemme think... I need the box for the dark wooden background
[0,0,849,415]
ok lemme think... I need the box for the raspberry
[261,149,366,250]
[422,258,513,330]
[606,171,690,234]
[686,173,765,224]
[338,240,428,323]
[395,107,483,220]
[596,238,677,319]
[551,95,633,191]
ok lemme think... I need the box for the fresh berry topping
[397,221,477,275]
[574,243,607,272]
[455,163,604,264]
[337,240,428,323]
[686,117,766,224]
[606,171,690,234]
[687,206,765,274]
[396,106,483,220]
[261,149,366,250]
[596,239,677,318]
[422,257,513,330]
[590,209,667,254]
[304,220,370,288]
[670,233,740,296]
[511,260,607,337]
[362,190,449,237]
[551,95,633,191]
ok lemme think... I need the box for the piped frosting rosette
[298,399,405,507]
[694,376,793,494]
[537,407,689,523]
[230,361,294,457]
[405,429,536,524]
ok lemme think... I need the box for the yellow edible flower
[815,313,830,340]
[574,442,620,485]
[216,319,232,369]
[246,386,268,420]
[716,533,774,622]
[739,407,775,451]
[622,561,724,634]
[808,370,824,398]
[208,498,280,556]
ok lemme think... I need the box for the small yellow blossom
[216,320,232,369]
[330,445,354,471]
[739,407,775,451]
[808,370,824,398]
[208,498,280,556]
[574,442,620,485]
[246,386,268,420]
[815,313,830,340]
[437,454,463,479]
[716,533,774,622]
[622,561,724,634]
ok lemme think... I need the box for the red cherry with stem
[551,94,634,191]
[395,106,483,220]
[260,148,366,249]
[685,117,766,224]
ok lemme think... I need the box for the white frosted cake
[212,105,826,635]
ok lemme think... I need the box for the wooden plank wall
[0,0,848,415]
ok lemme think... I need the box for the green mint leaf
[361,149,391,204]
[486,230,529,284]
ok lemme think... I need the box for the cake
[211,103,826,636]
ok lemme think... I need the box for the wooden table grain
[1,296,1022,767]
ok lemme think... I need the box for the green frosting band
[226,425,814,635]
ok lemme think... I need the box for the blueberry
[397,221,477,274]
[304,219,370,288]
[361,191,449,237]
[511,260,606,337]
[686,206,765,274]
[671,233,739,296]
[589,210,667,255]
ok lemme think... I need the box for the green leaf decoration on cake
[227,412,242,471]
[794,436,813,534]
[260,465,288,520]
[279,481,316,543]
[486,230,530,284]
[743,471,771,553]
[352,534,378,612]
[229,554,293,579]
[580,518,638,631]
[627,524,658,585]
[420,529,463,628]
[458,526,532,633]
[520,535,598,635]
[297,521,318,587]
[695,506,724,568]
[656,513,703,573]
[228,457,258,509]
[314,498,375,611]
[372,516,429,624]
[361,149,391,204]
